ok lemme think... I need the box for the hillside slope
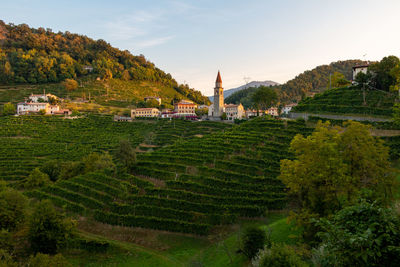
[209,80,279,102]
[280,59,369,101]
[0,21,210,105]
[292,86,396,117]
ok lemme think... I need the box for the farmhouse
[131,108,160,118]
[28,93,59,103]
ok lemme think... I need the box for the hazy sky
[1,0,400,95]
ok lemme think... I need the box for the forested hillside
[0,21,210,105]
[280,59,368,101]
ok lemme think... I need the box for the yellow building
[131,108,160,118]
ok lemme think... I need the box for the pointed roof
[216,71,222,83]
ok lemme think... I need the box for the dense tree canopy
[0,21,210,105]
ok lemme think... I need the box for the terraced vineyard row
[24,117,314,235]
[293,86,396,116]
[0,115,230,184]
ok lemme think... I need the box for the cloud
[135,35,175,49]
[103,8,174,48]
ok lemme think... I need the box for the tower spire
[216,70,222,84]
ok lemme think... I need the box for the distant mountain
[208,80,279,102]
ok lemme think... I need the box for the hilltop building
[28,93,59,103]
[352,64,369,81]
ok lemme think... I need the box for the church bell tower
[213,71,224,117]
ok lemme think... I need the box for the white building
[28,93,59,103]
[282,103,297,115]
[225,104,245,120]
[352,64,369,81]
[17,102,49,115]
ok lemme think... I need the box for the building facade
[352,64,369,81]
[282,103,297,115]
[225,104,245,120]
[131,108,160,118]
[267,107,279,116]
[174,100,197,116]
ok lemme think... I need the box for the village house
[245,109,266,118]
[282,103,297,115]
[161,109,174,118]
[17,93,69,115]
[267,107,279,116]
[174,100,197,116]
[114,115,133,122]
[131,108,160,118]
[28,93,59,103]
[225,103,245,120]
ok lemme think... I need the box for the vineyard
[292,86,396,116]
[0,115,230,184]
[9,117,314,235]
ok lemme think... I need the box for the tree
[241,226,266,259]
[0,188,27,231]
[316,200,400,267]
[62,78,78,91]
[251,86,278,115]
[23,168,51,189]
[145,99,160,108]
[369,55,400,91]
[329,72,350,88]
[115,140,136,169]
[279,121,395,240]
[83,152,115,173]
[40,160,62,182]
[28,200,75,254]
[2,102,15,116]
[221,112,227,120]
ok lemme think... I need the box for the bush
[28,253,71,267]
[316,200,400,267]
[2,102,15,116]
[0,188,27,231]
[241,226,267,259]
[23,168,51,189]
[28,200,75,254]
[253,243,308,267]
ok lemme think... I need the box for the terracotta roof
[216,71,222,83]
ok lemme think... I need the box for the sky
[1,0,400,95]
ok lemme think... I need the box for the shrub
[241,226,267,259]
[28,253,71,267]
[316,200,400,267]
[28,200,75,254]
[0,188,27,231]
[253,243,308,267]
[23,168,51,189]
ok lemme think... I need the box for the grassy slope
[0,77,188,113]
[65,213,296,267]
